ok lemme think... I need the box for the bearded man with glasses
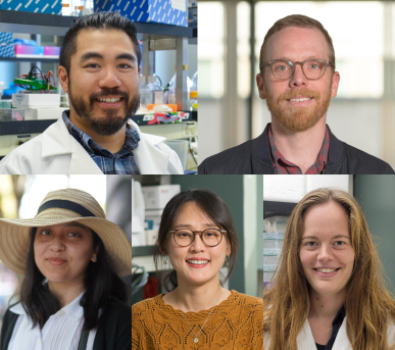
[199,14,394,175]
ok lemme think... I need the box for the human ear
[91,246,99,262]
[58,66,69,93]
[256,73,266,100]
[331,71,340,98]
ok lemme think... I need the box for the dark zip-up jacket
[198,124,395,174]
[0,299,131,350]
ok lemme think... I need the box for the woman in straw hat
[263,188,395,350]
[0,188,131,350]
[132,189,263,350]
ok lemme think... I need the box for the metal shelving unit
[0,10,194,38]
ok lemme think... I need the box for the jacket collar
[250,123,345,174]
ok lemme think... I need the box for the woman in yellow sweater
[132,189,263,350]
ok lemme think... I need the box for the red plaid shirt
[268,125,330,174]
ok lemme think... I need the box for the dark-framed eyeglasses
[169,228,227,247]
[260,58,333,81]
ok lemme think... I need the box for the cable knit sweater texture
[132,290,263,350]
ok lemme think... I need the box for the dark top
[315,305,346,350]
[198,124,395,175]
[0,298,131,350]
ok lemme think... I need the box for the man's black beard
[68,87,140,136]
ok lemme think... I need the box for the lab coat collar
[129,119,172,174]
[41,113,172,174]
[297,316,352,350]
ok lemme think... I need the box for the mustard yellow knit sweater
[132,290,263,350]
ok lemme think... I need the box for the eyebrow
[80,52,137,64]
[301,234,350,241]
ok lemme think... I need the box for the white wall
[263,175,351,202]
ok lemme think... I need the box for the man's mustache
[278,88,320,102]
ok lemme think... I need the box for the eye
[334,241,346,246]
[305,241,318,247]
[118,64,132,69]
[68,232,81,238]
[85,63,99,68]
[39,229,51,236]
[274,65,288,72]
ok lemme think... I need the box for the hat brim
[0,217,131,277]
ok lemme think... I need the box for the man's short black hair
[59,11,142,75]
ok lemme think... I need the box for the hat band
[37,200,96,217]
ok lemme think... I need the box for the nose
[289,62,307,88]
[317,244,333,261]
[49,234,65,251]
[98,66,122,90]
[190,233,205,251]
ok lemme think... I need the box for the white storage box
[142,185,181,210]
[263,256,280,272]
[12,93,60,107]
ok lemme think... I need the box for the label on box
[171,0,186,12]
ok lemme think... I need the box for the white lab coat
[264,316,395,350]
[0,116,184,174]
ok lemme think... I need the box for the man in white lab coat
[0,12,183,175]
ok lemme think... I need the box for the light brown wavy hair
[259,14,336,72]
[263,188,395,350]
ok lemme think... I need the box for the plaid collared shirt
[268,124,330,174]
[62,111,141,174]
[315,305,346,350]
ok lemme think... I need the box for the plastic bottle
[190,91,197,111]
[167,70,193,106]
[191,71,197,92]
[139,76,153,112]
[148,76,164,104]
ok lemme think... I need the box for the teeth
[187,260,209,265]
[289,98,311,102]
[97,98,121,103]
[316,268,337,273]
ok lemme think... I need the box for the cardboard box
[94,0,188,27]
[0,43,15,58]
[0,32,13,43]
[0,0,62,15]
[142,185,181,210]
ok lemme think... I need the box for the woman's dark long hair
[20,227,127,330]
[153,189,239,292]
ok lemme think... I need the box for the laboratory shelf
[0,10,195,38]
[0,116,197,136]
[132,245,156,257]
[0,57,59,63]
[264,201,297,219]
[0,119,56,136]
[131,110,196,126]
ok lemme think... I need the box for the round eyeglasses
[169,228,226,247]
[260,59,333,81]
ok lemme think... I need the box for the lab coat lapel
[331,316,352,350]
[297,316,352,350]
[42,117,102,174]
[130,120,170,174]
[297,318,317,350]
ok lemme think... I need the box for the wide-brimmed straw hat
[0,188,131,277]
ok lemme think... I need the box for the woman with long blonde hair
[264,188,395,350]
